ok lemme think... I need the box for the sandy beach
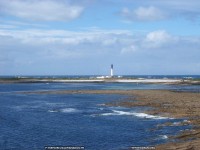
[19,89,200,149]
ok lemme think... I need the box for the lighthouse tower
[111,64,113,77]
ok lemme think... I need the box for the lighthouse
[111,64,113,77]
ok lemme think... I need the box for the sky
[0,0,200,75]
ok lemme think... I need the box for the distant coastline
[0,76,200,85]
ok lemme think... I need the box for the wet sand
[13,89,200,149]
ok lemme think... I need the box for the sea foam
[48,108,78,113]
[60,108,78,113]
[160,135,168,139]
[100,110,171,119]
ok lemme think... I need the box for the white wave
[171,120,191,126]
[160,135,168,139]
[60,108,78,113]
[48,108,78,113]
[100,110,171,119]
[132,112,170,119]
[48,110,59,113]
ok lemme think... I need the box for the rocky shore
[18,89,200,149]
[105,90,200,150]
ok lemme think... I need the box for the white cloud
[0,20,48,28]
[121,6,166,22]
[143,30,178,48]
[119,0,200,22]
[121,45,137,54]
[0,28,196,57]
[0,0,84,21]
[0,28,132,46]
[1,28,200,75]
[0,28,133,62]
[146,30,171,41]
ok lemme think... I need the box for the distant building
[96,64,114,79]
[111,64,113,77]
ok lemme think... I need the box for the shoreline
[15,89,200,149]
[0,78,200,85]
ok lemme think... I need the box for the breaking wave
[159,135,168,139]
[98,110,171,119]
[48,108,78,113]
[61,108,78,113]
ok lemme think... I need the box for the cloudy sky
[0,0,200,75]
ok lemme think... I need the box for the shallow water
[0,83,194,150]
[0,82,199,93]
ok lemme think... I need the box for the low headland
[0,76,200,85]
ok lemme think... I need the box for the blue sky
[0,0,200,75]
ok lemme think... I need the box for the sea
[0,75,199,150]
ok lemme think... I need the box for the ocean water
[0,83,196,150]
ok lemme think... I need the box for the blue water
[0,82,200,93]
[0,83,195,150]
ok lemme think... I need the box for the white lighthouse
[111,64,113,77]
